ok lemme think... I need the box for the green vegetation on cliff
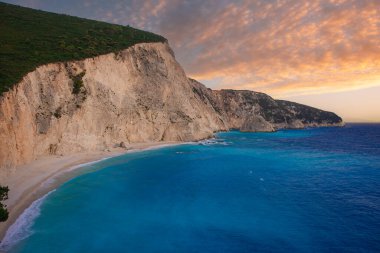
[0,2,166,94]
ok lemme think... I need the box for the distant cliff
[0,42,343,170]
[190,79,343,132]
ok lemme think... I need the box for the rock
[0,42,343,171]
[119,142,127,149]
[189,79,343,131]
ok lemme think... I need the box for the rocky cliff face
[190,79,343,132]
[0,42,343,170]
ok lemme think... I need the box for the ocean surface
[3,124,380,253]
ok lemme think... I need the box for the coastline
[0,141,183,242]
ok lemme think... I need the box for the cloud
[108,0,379,97]
[4,0,380,97]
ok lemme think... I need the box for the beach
[0,141,181,241]
[1,126,379,252]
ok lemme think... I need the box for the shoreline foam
[0,141,182,245]
[0,190,55,252]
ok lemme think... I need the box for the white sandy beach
[0,141,182,241]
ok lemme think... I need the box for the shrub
[0,185,9,222]
[53,107,62,118]
[71,71,86,94]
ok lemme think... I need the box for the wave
[125,142,192,155]
[198,138,231,146]
[0,143,190,251]
[66,156,114,172]
[0,191,55,251]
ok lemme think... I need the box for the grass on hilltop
[0,2,166,94]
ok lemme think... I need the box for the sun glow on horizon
[3,0,380,121]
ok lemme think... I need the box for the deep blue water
[6,124,380,252]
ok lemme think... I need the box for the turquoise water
[5,124,380,252]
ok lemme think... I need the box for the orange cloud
[10,0,378,98]
[154,0,380,97]
[6,0,378,121]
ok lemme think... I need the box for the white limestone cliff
[0,42,343,172]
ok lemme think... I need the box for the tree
[0,185,9,222]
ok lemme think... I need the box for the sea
[2,124,380,253]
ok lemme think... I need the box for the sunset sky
[4,0,380,122]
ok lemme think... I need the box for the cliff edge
[190,79,343,132]
[0,42,343,171]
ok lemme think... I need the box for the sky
[3,0,380,122]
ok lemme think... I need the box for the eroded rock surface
[190,79,343,132]
[0,42,343,170]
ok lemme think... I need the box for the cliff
[0,42,343,171]
[190,79,343,132]
[0,2,166,93]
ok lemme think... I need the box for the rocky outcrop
[190,79,343,132]
[0,42,343,170]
